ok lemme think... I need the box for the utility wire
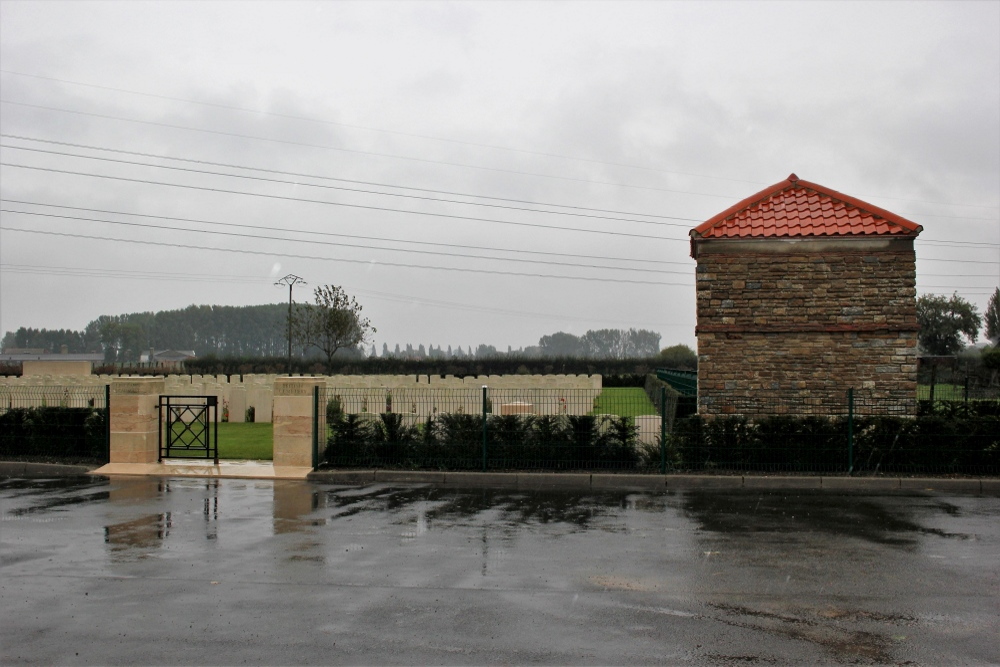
[0,162,681,241]
[1,198,691,267]
[5,137,998,226]
[0,142,696,228]
[0,208,691,275]
[1,134,693,222]
[1,227,695,286]
[0,99,740,200]
[3,71,996,213]
[0,69,764,187]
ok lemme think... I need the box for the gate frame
[159,395,219,464]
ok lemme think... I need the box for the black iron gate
[159,395,219,464]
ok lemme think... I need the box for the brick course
[694,240,918,414]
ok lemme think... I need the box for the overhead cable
[1,227,695,286]
[0,162,682,241]
[1,198,692,267]
[0,208,691,275]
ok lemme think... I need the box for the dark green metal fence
[315,387,676,472]
[672,390,999,475]
[313,386,999,476]
[0,385,111,463]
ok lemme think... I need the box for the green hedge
[671,414,1000,474]
[321,412,644,471]
[179,355,664,378]
[0,406,108,462]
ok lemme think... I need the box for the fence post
[104,384,112,463]
[481,386,488,472]
[312,385,320,469]
[847,388,854,475]
[660,386,667,474]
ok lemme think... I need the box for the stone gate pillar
[273,377,324,468]
[110,377,165,464]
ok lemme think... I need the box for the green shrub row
[672,414,1000,473]
[0,407,108,462]
[321,413,650,471]
[177,354,666,378]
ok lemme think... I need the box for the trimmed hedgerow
[669,413,1000,474]
[321,412,642,471]
[0,406,108,462]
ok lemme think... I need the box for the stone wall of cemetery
[0,373,603,422]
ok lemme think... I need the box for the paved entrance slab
[91,459,311,480]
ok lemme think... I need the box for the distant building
[139,350,197,369]
[0,351,105,376]
[689,174,922,414]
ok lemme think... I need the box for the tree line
[2,284,678,366]
[2,304,289,362]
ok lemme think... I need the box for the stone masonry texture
[694,242,918,414]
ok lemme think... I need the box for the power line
[918,257,1000,265]
[0,99,740,200]
[0,208,692,275]
[0,69,764,187]
[0,162,681,241]
[917,239,1000,249]
[0,199,693,267]
[1,227,695,286]
[0,141,697,228]
[6,138,999,227]
[4,70,997,213]
[0,134,695,222]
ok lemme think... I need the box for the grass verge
[591,387,658,417]
[217,422,273,460]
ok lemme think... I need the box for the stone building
[689,174,922,415]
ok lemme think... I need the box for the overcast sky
[1,0,998,353]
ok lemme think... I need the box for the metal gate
[159,395,219,464]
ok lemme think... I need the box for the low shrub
[320,411,644,471]
[0,406,107,462]
[670,413,1000,474]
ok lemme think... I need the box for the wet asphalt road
[1,476,998,666]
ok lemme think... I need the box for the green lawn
[217,422,273,460]
[591,387,658,417]
[917,384,979,400]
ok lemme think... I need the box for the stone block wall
[0,373,604,422]
[694,238,919,414]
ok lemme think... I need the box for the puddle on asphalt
[680,489,975,547]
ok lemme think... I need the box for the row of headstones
[2,375,604,422]
[3,372,602,389]
[327,388,603,420]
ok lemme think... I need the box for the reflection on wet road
[2,476,998,665]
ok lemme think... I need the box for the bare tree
[293,285,375,366]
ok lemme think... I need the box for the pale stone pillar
[273,377,324,468]
[110,377,164,464]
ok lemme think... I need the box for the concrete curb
[0,461,99,478]
[2,461,995,495]
[305,470,997,494]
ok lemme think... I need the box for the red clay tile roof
[691,174,923,241]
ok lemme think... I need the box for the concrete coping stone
[591,474,668,490]
[898,478,982,493]
[517,473,593,490]
[4,462,996,496]
[443,472,519,489]
[375,470,445,484]
[743,476,823,489]
[0,462,98,477]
